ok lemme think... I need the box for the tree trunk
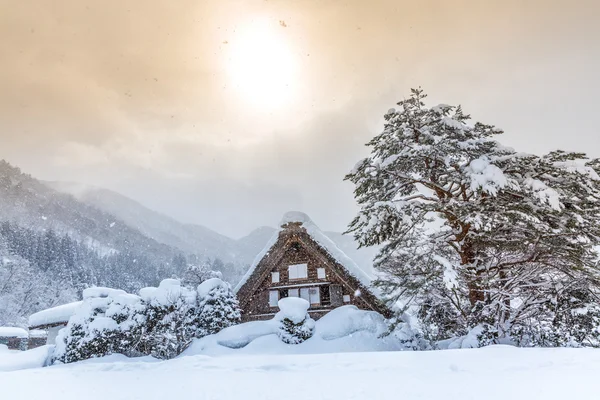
[462,241,484,307]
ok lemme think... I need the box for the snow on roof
[234,211,375,293]
[28,301,83,328]
[82,287,127,300]
[0,327,28,338]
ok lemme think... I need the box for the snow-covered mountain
[47,180,378,273]
[0,160,177,262]
[47,181,247,264]
[0,159,377,277]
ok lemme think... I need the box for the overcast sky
[1,0,599,238]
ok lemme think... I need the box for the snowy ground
[1,346,600,399]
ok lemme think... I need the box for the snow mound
[275,297,310,324]
[280,211,313,226]
[0,327,28,338]
[315,306,388,340]
[197,278,228,298]
[28,301,83,328]
[214,320,278,349]
[83,287,127,299]
[140,279,196,305]
[0,345,53,372]
[183,307,399,356]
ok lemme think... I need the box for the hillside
[47,181,244,264]
[0,160,177,262]
[48,182,378,273]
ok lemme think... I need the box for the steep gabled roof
[235,212,389,317]
[235,212,374,291]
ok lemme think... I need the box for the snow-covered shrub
[139,279,198,360]
[195,278,241,338]
[275,298,315,344]
[53,287,145,364]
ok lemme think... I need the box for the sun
[225,17,298,110]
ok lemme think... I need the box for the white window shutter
[343,295,351,303]
[288,288,299,297]
[269,290,279,307]
[288,265,297,280]
[271,272,280,283]
[298,263,308,279]
[317,268,326,279]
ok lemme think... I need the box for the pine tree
[140,279,197,360]
[345,88,600,346]
[195,278,241,338]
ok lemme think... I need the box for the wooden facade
[236,220,391,321]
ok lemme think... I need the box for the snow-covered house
[0,327,28,350]
[235,212,391,322]
[28,301,83,346]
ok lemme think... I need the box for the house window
[343,294,351,303]
[288,263,308,280]
[271,272,280,283]
[317,268,326,279]
[309,287,320,305]
[269,290,279,307]
[288,288,299,297]
[297,287,320,305]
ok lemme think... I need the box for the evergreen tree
[345,88,600,346]
[140,279,197,360]
[195,278,241,338]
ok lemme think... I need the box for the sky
[1,0,599,238]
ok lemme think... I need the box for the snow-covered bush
[54,280,201,363]
[195,278,241,338]
[139,279,197,360]
[53,287,145,364]
[275,298,315,344]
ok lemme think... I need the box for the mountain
[47,180,378,273]
[0,160,177,262]
[47,181,245,264]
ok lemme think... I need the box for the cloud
[1,0,599,237]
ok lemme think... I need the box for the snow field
[1,346,600,400]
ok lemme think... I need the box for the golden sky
[1,0,599,237]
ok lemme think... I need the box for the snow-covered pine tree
[275,297,315,344]
[195,278,241,338]
[345,88,600,346]
[139,279,197,359]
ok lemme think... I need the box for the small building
[27,329,48,349]
[28,301,83,346]
[235,212,391,321]
[0,327,28,351]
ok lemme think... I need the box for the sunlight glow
[225,17,298,110]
